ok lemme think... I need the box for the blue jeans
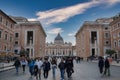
[29,67,34,76]
[60,69,65,80]
[104,68,110,76]
[52,66,56,77]
[15,66,19,73]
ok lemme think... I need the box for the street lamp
[94,37,97,56]
[29,37,32,59]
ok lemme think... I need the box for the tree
[19,49,29,57]
[106,49,116,57]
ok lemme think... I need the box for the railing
[0,62,14,72]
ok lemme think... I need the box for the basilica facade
[45,33,73,57]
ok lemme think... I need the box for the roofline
[0,10,16,23]
[75,20,110,37]
[75,22,85,37]
[16,21,47,37]
[39,22,47,37]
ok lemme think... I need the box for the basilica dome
[54,33,64,44]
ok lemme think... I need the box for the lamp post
[94,37,97,56]
[29,37,32,59]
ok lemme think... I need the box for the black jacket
[98,59,104,68]
[58,62,66,70]
[105,59,110,68]
[43,61,51,71]
[65,60,73,70]
[14,60,21,67]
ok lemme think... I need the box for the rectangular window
[15,33,19,38]
[10,36,12,42]
[6,21,8,26]
[105,41,109,45]
[114,41,117,47]
[0,16,2,22]
[10,24,13,29]
[118,40,120,47]
[118,23,120,27]
[0,30,1,38]
[92,48,95,56]
[4,46,6,51]
[105,27,108,30]
[105,33,109,38]
[91,31,97,44]
[14,50,18,54]
[27,31,33,44]
[0,45,1,50]
[113,33,117,39]
[15,41,18,45]
[118,32,120,37]
[5,34,7,40]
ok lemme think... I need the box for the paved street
[0,61,120,80]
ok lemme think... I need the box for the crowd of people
[13,56,112,80]
[13,56,74,80]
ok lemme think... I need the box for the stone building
[75,18,113,59]
[0,10,16,56]
[11,16,46,58]
[45,33,73,57]
[110,14,120,59]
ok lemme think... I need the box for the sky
[0,0,120,45]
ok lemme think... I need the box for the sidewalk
[92,60,120,67]
[111,61,120,67]
[0,62,14,72]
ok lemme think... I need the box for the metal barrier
[0,63,14,72]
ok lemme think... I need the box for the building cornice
[0,10,16,23]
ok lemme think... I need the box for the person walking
[51,57,57,78]
[21,59,27,73]
[43,57,51,79]
[65,57,74,78]
[37,58,43,80]
[104,57,110,76]
[98,56,104,74]
[28,59,35,77]
[34,64,39,80]
[58,58,66,80]
[14,58,21,73]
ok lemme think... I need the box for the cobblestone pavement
[0,61,120,80]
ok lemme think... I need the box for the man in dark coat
[98,56,104,74]
[14,58,21,73]
[65,57,74,78]
[43,58,51,79]
[104,57,110,76]
[58,58,66,80]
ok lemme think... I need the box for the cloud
[29,0,120,24]
[47,28,63,34]
[94,0,120,5]
[68,32,76,37]
[28,18,38,21]
[36,1,99,24]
